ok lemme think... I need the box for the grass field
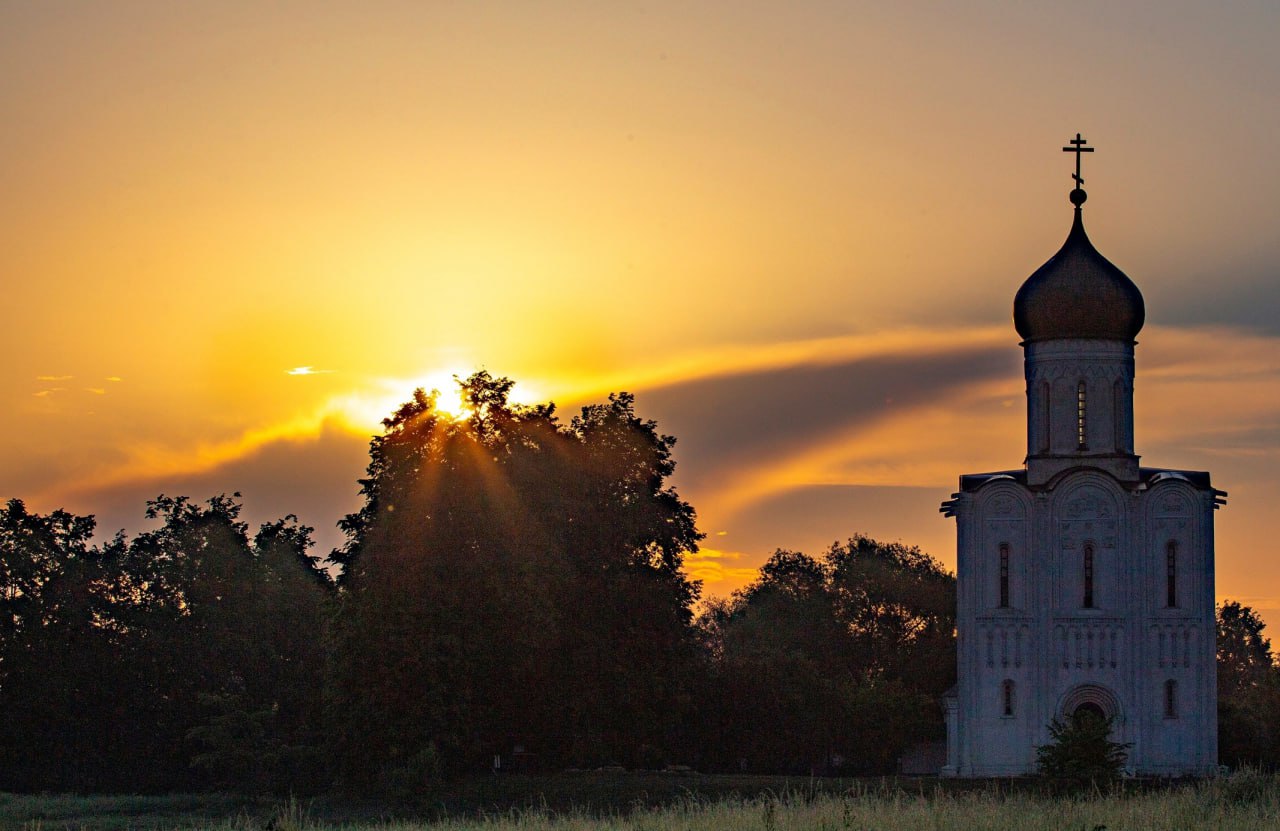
[4,770,1279,831]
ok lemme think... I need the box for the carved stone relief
[990,496,1017,517]
[1155,493,1191,517]
[1152,623,1194,669]
[980,621,1031,669]
[1059,489,1119,550]
[1054,620,1123,669]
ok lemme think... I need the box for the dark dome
[1013,206,1145,342]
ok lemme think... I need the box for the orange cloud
[683,547,761,596]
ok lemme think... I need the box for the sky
[3,2,1279,626]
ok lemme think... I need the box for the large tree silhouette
[329,372,703,782]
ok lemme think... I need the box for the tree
[1218,602,1275,695]
[0,499,117,790]
[696,551,850,773]
[826,535,956,693]
[1036,710,1131,783]
[0,498,96,644]
[329,372,703,782]
[0,495,333,793]
[173,511,334,793]
[1217,601,1280,768]
[696,536,955,774]
[127,495,334,792]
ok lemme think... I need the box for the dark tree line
[1,371,1277,793]
[0,495,331,793]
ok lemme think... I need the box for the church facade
[940,137,1225,777]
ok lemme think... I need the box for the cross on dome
[1063,133,1094,206]
[1063,133,1093,187]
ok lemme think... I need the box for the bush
[1036,711,1131,784]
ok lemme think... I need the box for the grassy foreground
[4,771,1280,831]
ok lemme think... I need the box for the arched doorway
[1071,701,1107,726]
[1058,684,1123,725]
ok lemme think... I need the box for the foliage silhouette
[0,495,332,793]
[695,535,955,774]
[1217,601,1280,768]
[329,372,703,783]
[1035,710,1131,783]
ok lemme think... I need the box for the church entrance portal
[1072,702,1107,725]
[1058,683,1122,725]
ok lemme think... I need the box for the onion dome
[1013,187,1145,343]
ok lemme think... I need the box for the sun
[325,368,547,435]
[413,370,545,420]
[324,369,470,432]
[418,370,470,420]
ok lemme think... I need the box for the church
[940,136,1225,777]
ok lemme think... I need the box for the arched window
[1002,679,1015,717]
[1040,381,1051,453]
[999,543,1010,608]
[1164,679,1177,719]
[1077,381,1088,449]
[1166,541,1177,608]
[1113,379,1126,452]
[1083,544,1095,608]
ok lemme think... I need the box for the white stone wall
[947,469,1217,777]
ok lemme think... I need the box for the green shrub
[1035,711,1131,784]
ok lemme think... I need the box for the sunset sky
[4,3,1279,625]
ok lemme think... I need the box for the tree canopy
[1218,601,1280,768]
[0,495,332,793]
[329,372,704,781]
[695,535,956,774]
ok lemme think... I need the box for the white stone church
[940,136,1225,777]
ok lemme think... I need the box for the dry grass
[367,781,1277,831]
[6,771,1280,831]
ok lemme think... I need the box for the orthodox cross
[1063,133,1094,188]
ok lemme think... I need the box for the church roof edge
[954,467,1217,494]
